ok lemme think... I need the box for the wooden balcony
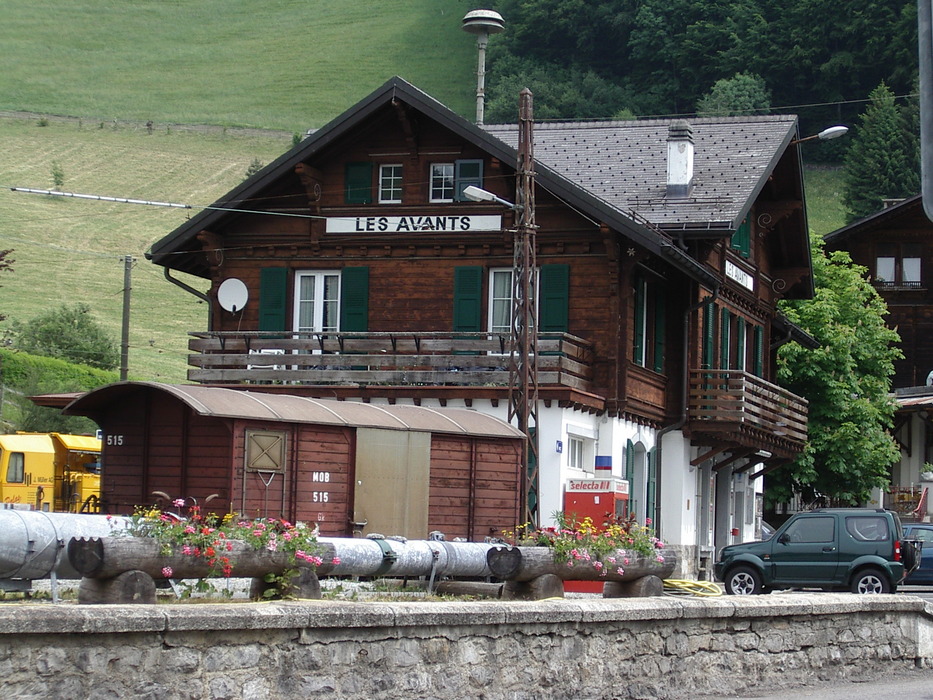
[687,369,808,458]
[187,331,594,391]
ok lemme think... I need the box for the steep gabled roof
[824,194,924,246]
[146,77,718,286]
[485,115,798,232]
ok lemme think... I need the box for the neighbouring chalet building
[824,194,933,517]
[142,77,816,574]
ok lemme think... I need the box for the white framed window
[489,269,513,335]
[487,268,539,336]
[378,164,403,204]
[568,437,585,471]
[430,163,455,202]
[294,271,341,334]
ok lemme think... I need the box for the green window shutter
[625,439,635,483]
[454,159,483,201]
[731,217,750,258]
[702,300,715,370]
[453,266,483,331]
[345,162,373,204]
[720,307,731,370]
[647,448,657,525]
[258,267,288,332]
[653,289,666,373]
[633,276,646,366]
[339,267,369,332]
[753,325,764,377]
[539,264,569,333]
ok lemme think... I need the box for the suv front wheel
[850,567,891,594]
[724,565,763,595]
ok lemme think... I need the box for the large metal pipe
[0,510,127,580]
[317,537,496,579]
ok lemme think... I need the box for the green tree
[696,73,770,117]
[842,82,920,221]
[11,303,119,371]
[0,248,12,323]
[770,237,901,506]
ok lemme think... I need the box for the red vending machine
[562,476,630,593]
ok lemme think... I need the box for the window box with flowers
[489,513,676,591]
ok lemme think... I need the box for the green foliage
[696,73,770,117]
[0,348,116,432]
[50,161,65,190]
[244,158,264,181]
[842,82,920,221]
[772,237,901,505]
[492,0,915,132]
[485,56,632,123]
[11,303,119,371]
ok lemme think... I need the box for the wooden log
[501,574,564,601]
[68,537,325,580]
[487,545,676,583]
[78,570,156,604]
[603,575,664,598]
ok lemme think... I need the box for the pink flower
[182,545,193,555]
[593,561,604,571]
[331,557,341,566]
[172,498,185,508]
[184,526,196,534]
[606,556,616,564]
[616,567,625,576]
[161,566,173,578]
[656,555,665,563]
[623,558,630,566]
[645,517,652,526]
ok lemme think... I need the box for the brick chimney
[666,120,694,198]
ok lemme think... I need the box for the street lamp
[790,125,849,145]
[462,185,521,210]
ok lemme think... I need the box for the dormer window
[430,160,484,202]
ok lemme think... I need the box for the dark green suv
[714,508,920,595]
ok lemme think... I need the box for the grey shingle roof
[484,115,797,231]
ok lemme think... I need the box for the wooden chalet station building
[136,77,814,575]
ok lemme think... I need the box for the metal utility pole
[508,88,539,527]
[120,255,134,381]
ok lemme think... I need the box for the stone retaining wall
[1,594,932,699]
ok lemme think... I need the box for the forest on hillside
[483,0,917,141]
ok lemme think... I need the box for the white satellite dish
[217,278,249,313]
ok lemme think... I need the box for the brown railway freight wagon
[63,382,523,540]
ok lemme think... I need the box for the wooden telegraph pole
[509,89,539,527]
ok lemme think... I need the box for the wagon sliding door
[353,429,430,539]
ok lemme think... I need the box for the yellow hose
[663,579,723,597]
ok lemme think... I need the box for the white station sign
[326,214,502,234]
[725,260,754,291]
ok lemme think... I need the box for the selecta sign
[326,214,503,234]
[565,478,629,495]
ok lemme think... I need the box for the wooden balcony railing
[687,369,808,451]
[187,331,594,390]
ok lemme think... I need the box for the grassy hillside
[0,117,291,382]
[0,0,477,130]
